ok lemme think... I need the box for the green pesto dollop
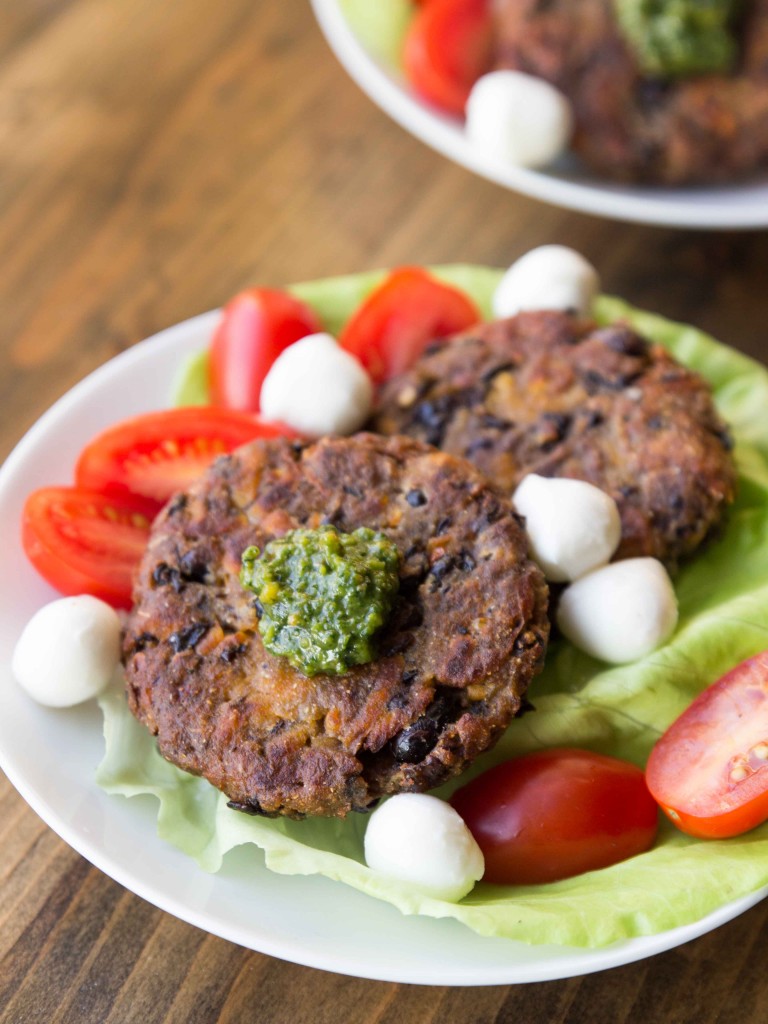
[613,0,742,78]
[240,525,401,677]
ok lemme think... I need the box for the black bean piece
[600,326,649,358]
[392,717,440,763]
[152,562,183,591]
[392,689,463,763]
[428,555,456,591]
[459,550,476,571]
[583,369,642,394]
[435,516,452,535]
[133,632,158,652]
[401,669,418,684]
[168,622,210,653]
[227,799,268,817]
[581,409,605,429]
[513,629,542,654]
[406,488,427,507]
[178,549,209,583]
[220,642,247,664]
[533,411,572,451]
[166,493,188,516]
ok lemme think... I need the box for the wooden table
[2,2,768,1020]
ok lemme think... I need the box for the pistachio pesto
[241,525,401,677]
[614,0,742,78]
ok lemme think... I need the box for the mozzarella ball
[260,333,373,438]
[465,70,573,170]
[513,474,621,583]
[557,558,678,664]
[12,595,122,707]
[364,793,484,902]
[492,245,601,319]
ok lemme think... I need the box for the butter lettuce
[99,266,768,947]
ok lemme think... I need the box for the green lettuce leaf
[100,266,768,947]
[337,0,412,68]
[339,0,411,70]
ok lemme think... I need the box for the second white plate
[311,0,768,230]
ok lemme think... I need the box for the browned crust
[492,0,768,184]
[123,433,549,818]
[374,312,737,569]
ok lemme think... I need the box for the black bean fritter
[492,0,768,184]
[123,433,549,819]
[373,312,737,570]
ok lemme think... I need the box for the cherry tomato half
[339,267,479,384]
[75,407,294,512]
[22,487,155,609]
[646,651,768,839]
[209,287,321,411]
[451,748,659,885]
[403,0,493,116]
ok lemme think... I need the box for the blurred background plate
[311,0,768,231]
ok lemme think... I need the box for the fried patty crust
[374,312,737,570]
[492,0,768,184]
[123,433,549,819]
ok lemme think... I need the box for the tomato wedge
[338,267,479,384]
[403,0,493,116]
[22,487,154,609]
[646,651,768,839]
[209,287,321,412]
[75,407,294,511]
[451,748,659,884]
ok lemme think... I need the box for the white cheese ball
[557,558,678,664]
[12,595,122,707]
[259,332,373,438]
[465,70,573,170]
[492,245,601,319]
[364,793,484,902]
[513,474,621,583]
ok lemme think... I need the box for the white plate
[1,313,766,986]
[311,0,768,230]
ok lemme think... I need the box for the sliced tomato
[75,407,294,511]
[338,267,479,384]
[209,287,321,411]
[22,487,154,609]
[403,0,493,116]
[451,748,659,885]
[646,652,768,839]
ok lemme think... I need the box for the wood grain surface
[1,2,768,1021]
